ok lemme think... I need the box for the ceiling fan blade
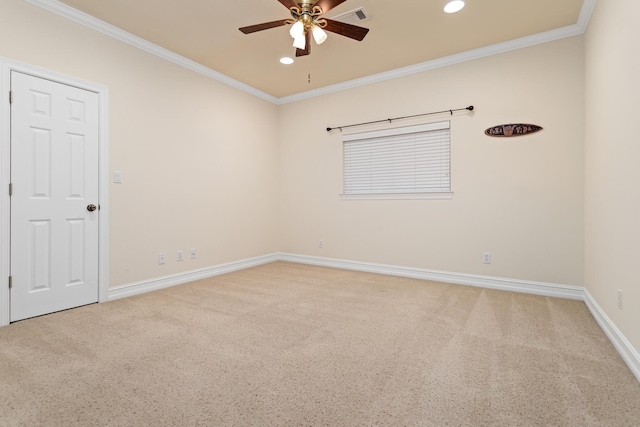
[239,19,290,34]
[277,0,299,9]
[296,31,311,57]
[323,19,369,41]
[313,0,348,14]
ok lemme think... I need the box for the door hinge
[9,183,12,196]
[8,276,12,289]
[9,91,12,104]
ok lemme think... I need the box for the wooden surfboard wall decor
[485,123,543,137]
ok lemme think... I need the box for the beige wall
[585,0,640,353]
[0,0,280,286]
[0,1,587,290]
[278,36,585,286]
[1,0,637,365]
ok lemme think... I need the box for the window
[342,121,452,200]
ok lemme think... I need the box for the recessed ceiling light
[280,57,294,65]
[444,0,465,14]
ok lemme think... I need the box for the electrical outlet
[319,240,324,248]
[158,253,166,265]
[177,250,183,261]
[483,252,491,264]
[190,248,197,259]
[618,289,623,309]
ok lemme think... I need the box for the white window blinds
[342,121,451,199]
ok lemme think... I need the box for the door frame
[0,58,110,326]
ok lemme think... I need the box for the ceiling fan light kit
[239,0,370,57]
[444,0,465,14]
[312,26,328,45]
[293,35,307,49]
[289,20,305,38]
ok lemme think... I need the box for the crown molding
[25,0,597,106]
[278,26,582,104]
[577,0,598,31]
[23,0,279,104]
[277,0,598,104]
[277,0,597,104]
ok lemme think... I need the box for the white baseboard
[106,252,639,385]
[278,253,585,300]
[107,253,279,301]
[281,253,639,384]
[109,252,584,302]
[584,289,640,384]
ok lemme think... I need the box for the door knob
[87,204,97,212]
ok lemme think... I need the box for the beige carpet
[1,261,639,426]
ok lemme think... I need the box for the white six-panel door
[10,71,99,322]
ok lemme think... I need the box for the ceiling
[53,0,586,99]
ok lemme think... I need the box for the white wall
[585,0,640,355]
[278,36,585,287]
[0,0,280,287]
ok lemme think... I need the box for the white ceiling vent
[330,7,371,25]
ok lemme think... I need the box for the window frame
[341,121,453,200]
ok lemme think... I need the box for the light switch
[114,171,123,183]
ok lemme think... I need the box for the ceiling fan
[239,0,370,57]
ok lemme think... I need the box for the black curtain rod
[326,105,474,132]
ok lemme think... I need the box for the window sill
[340,192,453,200]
